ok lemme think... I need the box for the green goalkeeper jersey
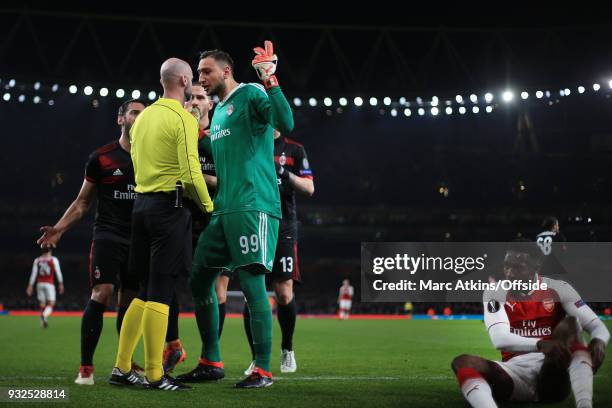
[210,83,294,218]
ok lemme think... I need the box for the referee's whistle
[175,181,183,208]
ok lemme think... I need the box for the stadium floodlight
[323,97,332,107]
[404,108,412,117]
[564,88,571,96]
[431,96,439,107]
[484,93,493,103]
[33,96,41,104]
[369,97,378,106]
[545,91,551,98]
[116,88,125,98]
[459,106,467,115]
[84,86,93,96]
[293,97,302,107]
[131,90,141,99]
[472,106,480,114]
[521,91,529,100]
[390,108,398,117]
[431,107,439,116]
[578,86,585,94]
[99,88,109,97]
[560,89,566,97]
[593,83,600,91]
[338,97,347,106]
[445,107,453,115]
[455,95,463,104]
[18,94,25,103]
[69,85,78,94]
[52,84,59,92]
[399,97,407,105]
[417,108,425,116]
[2,93,10,101]
[354,97,363,107]
[535,91,544,99]
[486,105,493,113]
[9,79,16,88]
[383,97,391,106]
[34,82,41,90]
[148,91,156,101]
[502,90,514,102]
[470,94,478,103]
[48,100,55,106]
[308,97,317,107]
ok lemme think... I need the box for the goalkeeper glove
[252,40,279,89]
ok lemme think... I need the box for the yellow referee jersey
[130,97,213,213]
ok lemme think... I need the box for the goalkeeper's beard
[208,81,226,98]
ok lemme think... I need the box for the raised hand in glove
[252,40,279,89]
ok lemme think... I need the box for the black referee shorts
[127,193,192,305]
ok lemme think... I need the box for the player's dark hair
[506,239,543,271]
[41,247,51,254]
[542,216,559,231]
[199,49,234,73]
[118,99,147,116]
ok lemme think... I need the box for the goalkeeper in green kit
[176,41,293,388]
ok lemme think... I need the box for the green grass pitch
[0,316,610,407]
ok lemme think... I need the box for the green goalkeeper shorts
[193,211,279,273]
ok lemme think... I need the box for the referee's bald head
[160,58,193,94]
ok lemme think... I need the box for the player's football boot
[142,374,191,391]
[280,349,297,373]
[74,365,94,385]
[108,367,143,386]
[162,341,187,373]
[244,360,256,376]
[176,358,225,382]
[235,367,273,389]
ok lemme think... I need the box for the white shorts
[495,352,544,402]
[339,300,352,310]
[36,283,56,304]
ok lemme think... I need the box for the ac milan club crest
[227,104,234,116]
[94,266,101,279]
[542,298,555,312]
[279,153,286,166]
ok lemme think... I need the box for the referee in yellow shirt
[109,58,213,391]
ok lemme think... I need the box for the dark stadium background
[1,4,612,316]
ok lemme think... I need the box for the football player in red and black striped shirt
[37,99,146,385]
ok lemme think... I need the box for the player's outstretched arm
[251,41,294,134]
[37,180,96,248]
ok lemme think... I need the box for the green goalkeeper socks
[238,269,272,372]
[190,267,222,363]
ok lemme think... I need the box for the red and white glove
[252,40,279,89]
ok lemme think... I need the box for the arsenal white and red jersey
[484,276,608,361]
[29,255,63,286]
[339,284,354,301]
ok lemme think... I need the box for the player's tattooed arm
[37,180,97,248]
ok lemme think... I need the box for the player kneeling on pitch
[451,248,609,408]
